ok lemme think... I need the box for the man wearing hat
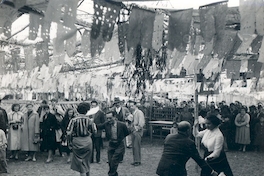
[156,121,214,176]
[112,97,132,149]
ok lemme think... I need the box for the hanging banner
[24,45,36,71]
[0,51,5,75]
[29,13,41,40]
[239,0,256,34]
[11,48,20,73]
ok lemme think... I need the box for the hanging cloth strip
[41,17,51,42]
[250,35,263,54]
[199,6,215,42]
[0,4,16,37]
[196,54,212,72]
[236,33,257,54]
[11,48,20,73]
[36,41,49,67]
[127,7,155,50]
[223,60,241,79]
[239,0,256,34]
[65,32,77,57]
[193,35,203,56]
[0,51,5,75]
[228,32,243,59]
[90,33,105,57]
[152,13,164,52]
[24,45,36,71]
[168,8,193,52]
[91,0,105,40]
[102,1,121,42]
[29,13,41,40]
[118,22,129,54]
[81,30,91,56]
[256,0,264,35]
[104,36,120,63]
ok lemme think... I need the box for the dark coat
[156,132,210,176]
[92,110,105,137]
[0,107,8,133]
[41,113,59,151]
[97,121,129,143]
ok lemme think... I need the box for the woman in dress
[235,106,251,152]
[7,104,23,160]
[40,105,59,163]
[20,103,40,162]
[61,108,75,163]
[193,114,233,176]
[67,102,95,176]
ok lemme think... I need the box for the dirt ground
[4,138,264,176]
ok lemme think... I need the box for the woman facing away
[67,102,96,176]
[193,114,234,176]
[234,106,251,152]
[7,103,23,160]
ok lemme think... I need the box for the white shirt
[115,107,121,114]
[197,128,224,158]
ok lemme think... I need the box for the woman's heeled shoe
[46,158,53,163]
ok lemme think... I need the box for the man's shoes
[25,157,32,161]
[131,162,141,166]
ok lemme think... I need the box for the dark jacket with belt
[156,132,210,176]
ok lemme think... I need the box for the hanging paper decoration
[11,48,20,73]
[247,60,263,79]
[256,0,264,35]
[199,6,215,42]
[65,31,77,57]
[0,51,5,75]
[236,33,257,54]
[102,1,121,42]
[3,21,11,38]
[24,45,36,71]
[203,38,214,55]
[197,55,212,72]
[104,36,120,63]
[239,0,256,34]
[41,17,51,41]
[223,60,241,79]
[91,0,104,40]
[45,0,77,28]
[81,30,91,56]
[152,13,164,51]
[250,35,263,53]
[29,13,41,40]
[90,33,105,57]
[127,7,155,50]
[168,9,193,52]
[228,32,243,58]
[36,41,49,67]
[118,22,129,54]
[0,4,16,37]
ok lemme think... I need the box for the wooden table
[149,121,173,142]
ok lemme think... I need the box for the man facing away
[156,121,216,176]
[127,100,145,166]
[0,99,8,134]
[96,111,129,176]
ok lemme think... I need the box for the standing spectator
[0,99,8,134]
[37,100,48,120]
[254,117,264,152]
[67,102,95,176]
[127,100,145,166]
[179,106,194,125]
[41,105,59,163]
[61,108,75,163]
[21,103,40,162]
[235,106,251,152]
[219,105,232,151]
[249,105,258,150]
[7,104,23,160]
[89,100,105,164]
[0,128,7,174]
[96,111,129,176]
[169,121,178,134]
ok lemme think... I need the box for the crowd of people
[0,97,145,176]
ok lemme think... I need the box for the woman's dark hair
[206,114,221,126]
[64,108,75,118]
[42,104,50,110]
[77,102,90,114]
[26,103,34,107]
[41,100,48,104]
[91,100,98,105]
[240,106,248,112]
[11,103,20,111]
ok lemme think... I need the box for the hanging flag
[3,21,11,38]
[0,4,16,37]
[29,13,41,40]
[90,33,105,57]
[256,0,264,35]
[223,60,241,79]
[65,32,77,57]
[228,32,243,58]
[118,22,129,54]
[81,30,91,56]
[36,41,49,67]
[63,0,78,27]
[24,45,36,71]
[199,6,215,42]
[102,1,121,42]
[90,0,105,40]
[41,18,51,41]
[104,36,120,63]
[250,35,263,53]
[127,7,155,50]
[11,48,20,73]
[168,9,193,52]
[239,0,256,34]
[236,33,257,54]
[152,13,164,51]
[45,0,64,24]
[0,51,5,75]
[197,55,211,72]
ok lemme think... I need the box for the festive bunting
[168,9,193,52]
[236,33,257,54]
[224,60,241,79]
[81,30,91,56]
[41,18,51,41]
[228,32,243,58]
[11,48,20,73]
[0,51,5,75]
[104,36,120,63]
[127,7,155,50]
[118,22,129,54]
[90,33,105,57]
[0,4,15,37]
[36,41,49,67]
[194,35,203,55]
[239,0,256,34]
[256,0,264,35]
[250,35,263,53]
[197,55,212,72]
[152,13,164,51]
[29,13,41,40]
[199,6,215,42]
[91,0,104,40]
[3,20,11,38]
[65,32,77,57]
[258,37,264,63]
[24,45,36,71]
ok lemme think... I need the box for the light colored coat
[20,111,39,151]
[7,111,23,150]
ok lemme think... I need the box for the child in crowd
[0,129,7,174]
[170,121,178,134]
[254,117,264,152]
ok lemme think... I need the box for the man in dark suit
[90,100,105,163]
[156,121,215,176]
[97,111,129,176]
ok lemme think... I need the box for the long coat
[20,111,40,151]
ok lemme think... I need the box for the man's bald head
[177,121,191,133]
